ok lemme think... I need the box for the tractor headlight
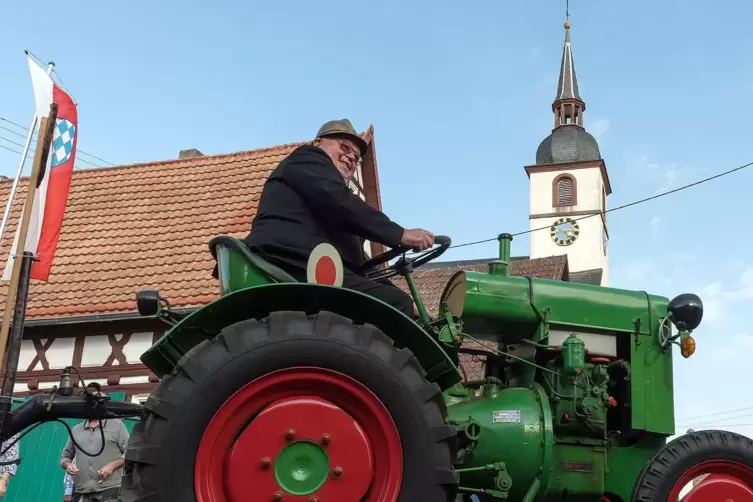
[439,271,467,318]
[667,293,704,332]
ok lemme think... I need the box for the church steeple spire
[552,21,585,128]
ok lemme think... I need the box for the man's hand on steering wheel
[359,233,451,281]
[401,228,434,251]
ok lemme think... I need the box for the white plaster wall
[18,340,36,371]
[123,332,156,364]
[529,166,609,285]
[529,167,603,215]
[81,335,112,367]
[46,337,76,369]
[18,337,76,371]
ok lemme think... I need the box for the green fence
[4,392,135,502]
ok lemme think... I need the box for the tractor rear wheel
[121,310,459,502]
[631,429,753,501]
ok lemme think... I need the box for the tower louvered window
[556,177,574,205]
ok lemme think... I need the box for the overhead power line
[0,115,115,167]
[448,158,753,249]
[680,423,753,429]
[675,406,753,424]
[678,412,753,428]
[0,134,95,170]
[0,144,22,157]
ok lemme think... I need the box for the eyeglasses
[338,140,362,166]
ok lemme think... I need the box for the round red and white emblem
[306,243,344,287]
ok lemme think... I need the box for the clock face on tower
[550,217,580,246]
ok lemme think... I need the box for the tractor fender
[141,283,462,391]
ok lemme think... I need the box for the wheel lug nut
[260,457,271,469]
[320,433,331,445]
[284,428,296,440]
[332,466,343,478]
[272,491,284,500]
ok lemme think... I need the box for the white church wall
[528,165,609,285]
[529,167,604,215]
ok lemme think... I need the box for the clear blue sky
[2,1,753,438]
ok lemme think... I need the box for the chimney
[179,149,204,159]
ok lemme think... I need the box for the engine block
[446,334,618,500]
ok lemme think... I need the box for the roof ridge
[0,139,309,186]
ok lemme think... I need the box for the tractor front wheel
[121,311,458,502]
[632,429,753,501]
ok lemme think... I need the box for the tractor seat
[209,235,298,283]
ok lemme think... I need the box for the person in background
[60,382,129,502]
[0,432,20,498]
[63,458,76,501]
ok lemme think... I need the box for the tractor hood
[439,270,672,343]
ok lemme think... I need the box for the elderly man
[59,383,129,502]
[244,119,435,318]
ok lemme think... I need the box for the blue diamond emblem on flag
[50,118,76,168]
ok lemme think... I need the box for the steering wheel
[359,236,452,281]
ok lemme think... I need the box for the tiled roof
[394,256,569,381]
[0,140,313,320]
[0,129,570,383]
[569,268,603,286]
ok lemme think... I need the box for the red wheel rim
[668,460,753,501]
[195,367,403,502]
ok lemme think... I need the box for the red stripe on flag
[30,84,77,281]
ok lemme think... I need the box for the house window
[552,174,577,207]
[131,394,149,405]
[348,164,366,202]
[347,162,372,258]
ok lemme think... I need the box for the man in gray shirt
[59,383,130,502]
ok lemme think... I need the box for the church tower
[525,20,612,286]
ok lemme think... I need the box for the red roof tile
[0,140,309,320]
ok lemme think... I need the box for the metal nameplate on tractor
[560,462,594,473]
[492,410,521,424]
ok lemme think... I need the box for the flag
[2,54,77,282]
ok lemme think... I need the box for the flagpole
[0,104,57,399]
[0,59,55,250]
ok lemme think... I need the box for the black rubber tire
[631,429,753,501]
[121,310,459,502]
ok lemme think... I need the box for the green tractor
[121,233,753,501]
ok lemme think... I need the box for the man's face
[317,137,362,181]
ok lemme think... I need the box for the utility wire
[678,411,753,428]
[0,116,115,167]
[680,423,753,429]
[676,406,753,424]
[0,144,23,157]
[447,158,753,249]
[0,134,90,170]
